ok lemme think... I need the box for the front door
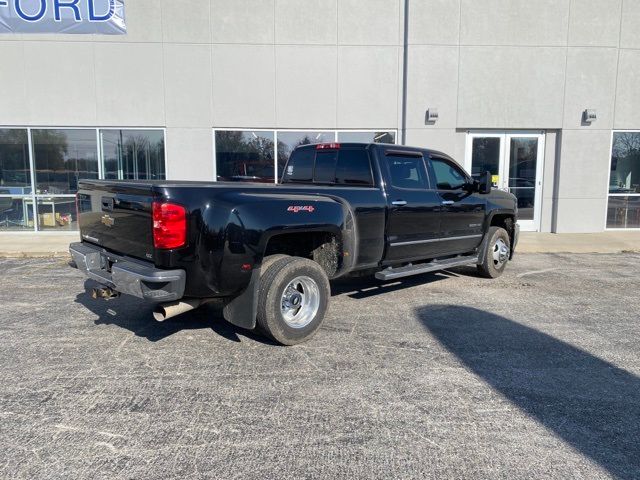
[428,155,486,254]
[465,132,545,232]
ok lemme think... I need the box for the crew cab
[70,143,519,345]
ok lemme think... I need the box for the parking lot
[1,253,639,479]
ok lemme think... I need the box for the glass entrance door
[465,132,545,231]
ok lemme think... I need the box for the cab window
[283,148,314,182]
[430,157,467,190]
[283,147,374,186]
[386,156,429,189]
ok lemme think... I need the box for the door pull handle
[392,200,408,206]
[441,200,455,206]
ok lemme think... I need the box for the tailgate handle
[101,197,114,211]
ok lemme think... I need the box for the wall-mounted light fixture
[583,109,597,124]
[425,108,439,124]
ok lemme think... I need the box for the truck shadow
[417,305,640,479]
[74,281,274,344]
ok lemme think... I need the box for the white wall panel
[164,45,213,128]
[212,45,276,127]
[457,46,565,128]
[275,46,337,127]
[460,0,570,46]
[337,46,399,128]
[94,43,165,126]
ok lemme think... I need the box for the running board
[375,255,479,281]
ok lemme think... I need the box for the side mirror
[477,171,492,194]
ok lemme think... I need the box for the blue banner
[0,0,126,34]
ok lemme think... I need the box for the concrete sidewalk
[517,231,640,254]
[0,231,638,257]
[0,234,77,257]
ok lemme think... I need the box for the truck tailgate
[77,181,155,261]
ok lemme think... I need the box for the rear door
[382,149,443,263]
[427,155,486,254]
[77,181,155,261]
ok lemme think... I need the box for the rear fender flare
[222,201,356,331]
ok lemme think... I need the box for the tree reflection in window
[0,129,30,191]
[215,130,275,182]
[276,131,334,181]
[101,130,165,181]
[610,132,640,194]
[33,129,99,195]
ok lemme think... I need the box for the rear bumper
[69,242,185,303]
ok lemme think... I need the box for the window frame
[0,126,166,234]
[606,130,640,230]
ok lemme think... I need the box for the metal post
[27,128,38,232]
[401,0,409,145]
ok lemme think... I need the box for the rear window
[336,149,373,185]
[283,148,314,182]
[283,147,374,186]
[314,151,338,183]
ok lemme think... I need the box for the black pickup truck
[70,142,519,345]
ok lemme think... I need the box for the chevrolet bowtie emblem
[101,214,115,227]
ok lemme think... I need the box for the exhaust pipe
[153,299,209,322]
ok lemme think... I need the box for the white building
[0,0,639,234]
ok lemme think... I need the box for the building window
[33,129,99,195]
[608,132,640,229]
[214,129,396,183]
[0,129,31,193]
[0,127,165,233]
[101,129,165,181]
[0,129,31,231]
[215,130,275,182]
[0,196,32,231]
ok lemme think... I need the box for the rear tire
[259,254,289,274]
[256,256,330,345]
[477,226,511,278]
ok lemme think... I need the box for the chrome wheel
[280,276,320,328]
[492,238,510,268]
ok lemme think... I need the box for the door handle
[441,200,455,206]
[392,200,407,206]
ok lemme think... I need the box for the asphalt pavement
[1,253,639,479]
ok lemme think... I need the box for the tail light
[152,201,187,249]
[316,143,341,150]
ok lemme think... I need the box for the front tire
[256,256,331,345]
[477,226,511,278]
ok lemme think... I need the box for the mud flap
[222,269,260,330]
[510,223,520,259]
[476,232,490,265]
